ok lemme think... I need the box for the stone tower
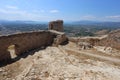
[49,20,63,32]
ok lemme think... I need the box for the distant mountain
[0,20,48,35]
[0,20,48,24]
[73,20,120,27]
[73,20,100,25]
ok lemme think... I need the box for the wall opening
[7,45,17,59]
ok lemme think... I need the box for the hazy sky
[0,0,120,21]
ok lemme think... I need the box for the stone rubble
[0,46,120,80]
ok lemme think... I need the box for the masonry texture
[0,20,68,61]
[0,30,67,61]
[97,29,120,50]
[49,20,63,31]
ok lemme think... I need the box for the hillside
[0,20,120,80]
[0,45,120,80]
[0,38,120,80]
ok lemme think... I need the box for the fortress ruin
[0,20,67,62]
[49,20,63,31]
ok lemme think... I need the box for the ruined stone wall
[49,30,68,46]
[0,30,68,61]
[96,30,120,50]
[49,20,63,32]
[68,37,100,46]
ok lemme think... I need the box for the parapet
[49,20,63,32]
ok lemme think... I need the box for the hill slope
[0,46,120,80]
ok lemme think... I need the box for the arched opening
[7,45,17,59]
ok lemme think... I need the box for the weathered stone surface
[49,30,68,46]
[97,29,120,50]
[49,20,63,31]
[77,42,93,50]
[1,46,120,80]
[0,30,68,61]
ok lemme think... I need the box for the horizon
[1,20,120,23]
[0,0,120,22]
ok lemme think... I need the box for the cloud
[0,8,27,15]
[105,15,120,19]
[50,10,59,13]
[0,8,53,21]
[40,10,45,13]
[6,5,18,9]
[81,15,96,20]
[32,10,45,13]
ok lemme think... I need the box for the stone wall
[68,37,100,46]
[49,20,63,31]
[50,30,68,46]
[0,30,68,61]
[96,29,120,50]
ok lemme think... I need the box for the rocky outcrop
[77,42,93,50]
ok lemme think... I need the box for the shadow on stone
[0,46,47,67]
[60,39,69,45]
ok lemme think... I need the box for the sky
[0,0,120,22]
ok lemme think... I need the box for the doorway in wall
[7,45,17,59]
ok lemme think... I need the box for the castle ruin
[0,20,67,62]
[49,20,63,32]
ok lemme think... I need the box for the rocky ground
[0,41,120,80]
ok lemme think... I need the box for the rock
[77,42,93,50]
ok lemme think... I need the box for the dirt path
[62,47,120,65]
